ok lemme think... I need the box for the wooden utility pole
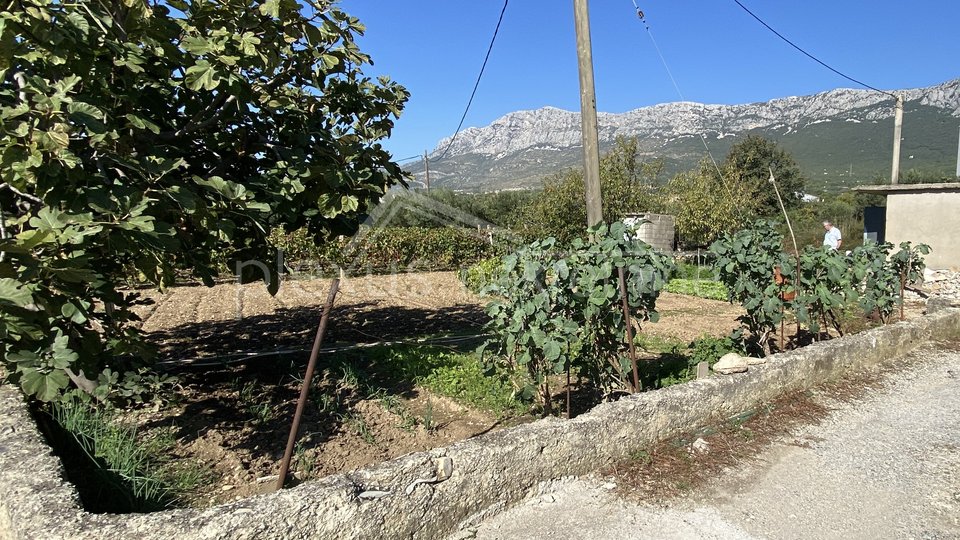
[573,0,603,227]
[423,151,431,191]
[890,94,903,184]
[955,126,960,178]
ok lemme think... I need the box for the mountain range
[404,79,960,193]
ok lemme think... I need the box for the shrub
[273,226,497,275]
[459,257,503,294]
[712,220,930,348]
[689,335,742,367]
[710,220,793,355]
[482,222,673,412]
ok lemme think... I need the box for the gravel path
[464,346,960,540]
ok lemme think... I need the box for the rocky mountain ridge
[407,79,960,192]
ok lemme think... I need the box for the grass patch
[365,345,528,417]
[35,402,216,513]
[38,404,166,512]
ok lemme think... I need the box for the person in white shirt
[822,220,842,250]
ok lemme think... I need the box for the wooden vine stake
[769,168,801,348]
[617,266,641,392]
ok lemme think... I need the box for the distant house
[853,183,960,270]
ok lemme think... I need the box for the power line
[628,1,745,220]
[395,154,421,164]
[432,0,509,163]
[731,0,896,99]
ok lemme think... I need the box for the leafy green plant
[890,242,930,289]
[235,381,276,425]
[482,222,673,412]
[421,399,436,433]
[710,220,793,355]
[341,411,376,445]
[0,0,408,402]
[459,256,503,294]
[688,335,742,367]
[793,246,854,336]
[665,279,729,301]
[293,439,316,479]
[848,242,899,323]
[711,220,930,347]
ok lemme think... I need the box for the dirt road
[462,346,960,540]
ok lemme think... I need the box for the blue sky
[339,1,960,161]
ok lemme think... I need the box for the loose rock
[691,438,710,453]
[713,353,749,374]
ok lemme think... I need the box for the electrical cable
[628,1,745,220]
[731,0,896,99]
[432,0,509,163]
[394,154,421,164]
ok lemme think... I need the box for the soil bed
[124,345,517,508]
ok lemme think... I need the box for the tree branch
[0,183,42,205]
[12,71,27,103]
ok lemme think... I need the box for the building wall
[624,213,675,253]
[886,190,960,269]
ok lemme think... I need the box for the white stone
[691,438,710,453]
[745,356,767,366]
[713,353,749,374]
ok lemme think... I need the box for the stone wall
[2,309,958,540]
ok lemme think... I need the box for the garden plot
[116,344,522,509]
[41,270,925,512]
[136,272,487,361]
[72,271,744,509]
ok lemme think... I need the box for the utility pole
[955,126,960,178]
[423,151,431,191]
[890,94,903,184]
[573,0,603,227]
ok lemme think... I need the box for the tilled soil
[135,272,488,361]
[134,272,748,362]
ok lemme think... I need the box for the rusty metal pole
[618,267,640,392]
[276,278,341,490]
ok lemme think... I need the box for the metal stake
[276,278,341,490]
[618,267,640,392]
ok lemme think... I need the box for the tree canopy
[722,135,807,214]
[517,137,664,244]
[665,158,759,247]
[0,0,409,401]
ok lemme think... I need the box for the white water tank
[624,213,675,253]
